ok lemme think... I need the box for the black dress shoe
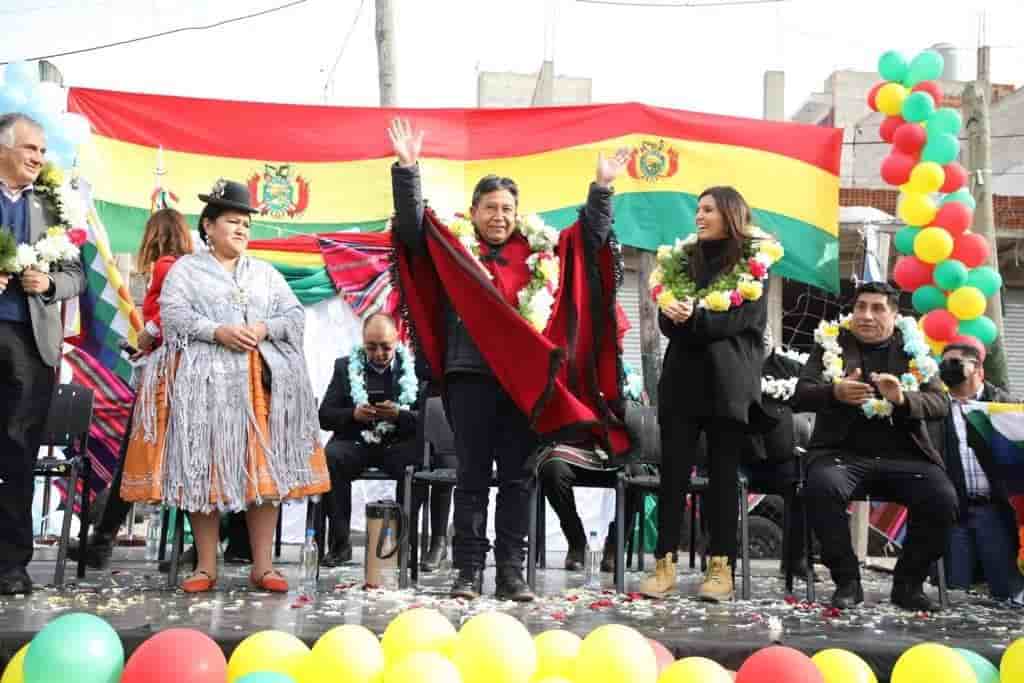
[321,545,353,568]
[67,533,115,570]
[564,548,585,571]
[0,569,32,596]
[495,565,536,602]
[450,568,484,600]
[891,582,941,612]
[420,538,448,572]
[830,579,864,609]
[159,545,198,574]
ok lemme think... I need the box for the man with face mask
[939,340,1023,603]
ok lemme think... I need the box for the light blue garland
[348,343,419,444]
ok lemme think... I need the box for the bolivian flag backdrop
[69,88,844,292]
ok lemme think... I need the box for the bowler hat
[198,179,257,213]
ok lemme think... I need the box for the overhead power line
[577,0,787,7]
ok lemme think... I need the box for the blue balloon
[4,61,40,91]
[23,613,124,683]
[955,648,999,683]
[0,85,30,114]
[236,673,296,683]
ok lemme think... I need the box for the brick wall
[839,188,1024,229]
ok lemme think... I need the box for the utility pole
[375,0,398,106]
[964,45,1009,388]
[763,70,785,347]
[637,254,662,405]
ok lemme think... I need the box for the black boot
[564,547,585,571]
[322,544,353,568]
[420,537,448,572]
[891,581,941,612]
[67,532,115,570]
[495,565,536,602]
[779,557,821,583]
[830,578,864,609]
[159,545,197,574]
[450,567,484,600]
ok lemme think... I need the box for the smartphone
[367,390,389,405]
[118,339,139,356]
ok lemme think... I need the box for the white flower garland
[774,347,810,365]
[813,315,938,419]
[761,376,798,402]
[448,213,560,332]
[349,343,419,444]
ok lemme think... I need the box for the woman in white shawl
[122,179,329,593]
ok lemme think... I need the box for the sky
[2,0,1024,121]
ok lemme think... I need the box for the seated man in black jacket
[318,312,426,566]
[793,282,956,611]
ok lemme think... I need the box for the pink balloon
[737,646,823,683]
[647,639,674,675]
[121,629,227,683]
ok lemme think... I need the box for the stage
[1,545,1020,682]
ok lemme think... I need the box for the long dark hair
[689,186,751,284]
[136,208,193,273]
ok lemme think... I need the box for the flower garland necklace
[813,315,939,419]
[0,164,86,273]
[648,227,784,313]
[448,214,560,332]
[349,343,419,444]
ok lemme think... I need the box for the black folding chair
[33,383,95,587]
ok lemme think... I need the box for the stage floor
[1,545,1021,682]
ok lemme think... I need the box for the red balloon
[893,123,927,155]
[923,309,959,341]
[932,202,973,236]
[737,646,824,683]
[867,82,885,111]
[879,115,904,144]
[940,162,968,193]
[647,639,674,675]
[951,232,990,268]
[121,629,227,683]
[881,152,916,186]
[893,256,935,291]
[912,81,944,105]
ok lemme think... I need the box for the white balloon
[62,112,92,147]
[30,82,66,115]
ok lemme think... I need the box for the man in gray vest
[0,113,86,595]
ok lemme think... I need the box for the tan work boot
[638,555,677,598]
[698,556,735,602]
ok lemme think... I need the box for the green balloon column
[870,48,1000,357]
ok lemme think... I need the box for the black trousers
[656,417,748,560]
[0,321,56,574]
[744,458,808,566]
[447,374,537,570]
[539,459,631,550]
[804,451,958,585]
[324,437,423,549]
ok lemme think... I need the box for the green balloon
[933,260,968,291]
[24,613,124,683]
[878,50,909,82]
[929,108,963,136]
[894,226,921,255]
[912,285,948,314]
[942,189,976,210]
[922,133,960,165]
[966,266,1003,297]
[959,315,998,345]
[905,50,944,87]
[955,649,1000,683]
[902,91,936,123]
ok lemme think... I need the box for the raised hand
[388,118,424,168]
[596,147,631,187]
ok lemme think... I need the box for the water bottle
[144,507,162,561]
[300,528,319,596]
[584,530,601,589]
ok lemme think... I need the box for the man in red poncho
[388,119,632,600]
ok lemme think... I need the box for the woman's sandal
[249,569,289,593]
[181,569,217,593]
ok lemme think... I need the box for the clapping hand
[833,368,875,406]
[871,372,905,406]
[388,118,424,168]
[596,148,630,188]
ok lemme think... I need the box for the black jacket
[792,329,948,466]
[657,277,774,432]
[318,353,425,445]
[391,162,615,377]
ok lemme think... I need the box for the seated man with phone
[318,313,427,566]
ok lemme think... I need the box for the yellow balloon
[574,624,657,683]
[926,336,948,358]
[948,286,987,321]
[913,226,954,264]
[381,608,457,666]
[300,624,385,683]
[876,82,908,116]
[891,643,975,683]
[907,162,945,195]
[1,644,28,683]
[227,630,311,683]
[1002,637,1024,683]
[658,657,732,683]
[899,192,938,228]
[384,651,462,683]
[811,649,877,683]
[535,679,574,683]
[452,611,537,683]
[533,630,582,681]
